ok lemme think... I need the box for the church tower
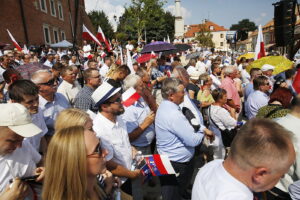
[174,0,184,38]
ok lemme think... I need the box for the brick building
[0,0,94,47]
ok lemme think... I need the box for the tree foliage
[117,0,174,44]
[88,10,114,40]
[230,19,257,31]
[195,24,215,47]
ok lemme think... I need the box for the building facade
[0,0,93,46]
[184,20,229,51]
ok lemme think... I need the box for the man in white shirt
[92,82,141,197]
[99,57,112,79]
[192,118,295,200]
[210,63,222,90]
[43,53,55,68]
[8,80,48,152]
[82,40,92,59]
[186,59,198,76]
[0,103,42,198]
[57,65,82,106]
[195,57,207,75]
[274,97,300,198]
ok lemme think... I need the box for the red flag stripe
[153,154,168,175]
[122,92,141,107]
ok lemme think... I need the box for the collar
[62,80,75,88]
[97,112,120,129]
[224,76,234,83]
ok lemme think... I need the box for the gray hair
[123,74,141,91]
[223,65,237,75]
[161,78,183,99]
[31,69,52,84]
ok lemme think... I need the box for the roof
[184,20,228,38]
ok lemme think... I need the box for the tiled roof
[184,20,228,38]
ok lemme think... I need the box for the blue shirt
[244,83,254,101]
[245,90,269,119]
[122,98,155,147]
[39,93,70,135]
[155,100,203,163]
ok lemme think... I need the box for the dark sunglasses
[107,97,122,104]
[39,78,56,86]
[87,143,103,158]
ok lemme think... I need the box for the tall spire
[174,0,184,38]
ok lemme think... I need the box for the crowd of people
[0,39,299,200]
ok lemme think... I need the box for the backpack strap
[265,106,284,118]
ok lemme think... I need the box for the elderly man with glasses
[31,70,70,137]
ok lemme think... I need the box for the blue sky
[85,0,277,30]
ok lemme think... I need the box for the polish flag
[7,29,22,52]
[141,155,175,177]
[122,87,141,107]
[82,24,102,47]
[254,25,265,60]
[97,26,111,52]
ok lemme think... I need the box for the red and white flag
[122,87,141,107]
[97,26,111,52]
[254,25,265,60]
[82,24,102,47]
[7,29,22,52]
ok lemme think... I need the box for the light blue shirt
[39,93,70,135]
[122,98,155,147]
[155,100,204,163]
[244,83,254,101]
[245,90,269,119]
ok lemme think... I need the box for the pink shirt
[220,77,241,108]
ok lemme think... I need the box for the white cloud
[165,5,192,22]
[85,0,128,31]
[260,12,267,17]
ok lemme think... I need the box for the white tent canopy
[50,40,73,48]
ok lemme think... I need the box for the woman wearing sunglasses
[42,126,108,200]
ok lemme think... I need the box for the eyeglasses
[87,143,103,158]
[38,78,56,86]
[107,97,122,104]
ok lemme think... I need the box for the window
[220,33,224,38]
[53,28,59,43]
[39,0,47,13]
[57,2,64,20]
[220,42,224,46]
[61,31,65,40]
[50,0,56,17]
[209,26,214,31]
[43,25,51,44]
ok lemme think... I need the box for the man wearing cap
[92,82,141,197]
[0,103,42,197]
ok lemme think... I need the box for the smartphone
[20,175,39,182]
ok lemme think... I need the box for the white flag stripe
[122,87,136,101]
[160,155,176,174]
[83,24,102,47]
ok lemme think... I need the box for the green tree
[88,10,114,40]
[195,24,215,47]
[230,19,257,31]
[117,0,174,43]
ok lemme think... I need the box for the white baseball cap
[92,82,121,107]
[261,64,275,72]
[0,103,41,137]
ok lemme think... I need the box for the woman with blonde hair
[105,64,130,88]
[54,108,117,197]
[54,108,92,131]
[42,126,107,200]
